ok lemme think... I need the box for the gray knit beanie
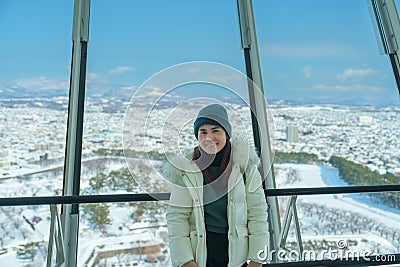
[193,104,232,140]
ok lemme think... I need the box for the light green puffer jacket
[163,137,269,267]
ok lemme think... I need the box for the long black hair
[192,139,232,188]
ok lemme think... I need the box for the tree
[83,203,111,234]
[329,155,400,208]
[17,242,42,263]
[89,173,108,192]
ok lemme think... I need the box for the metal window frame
[367,0,400,94]
[0,187,399,266]
[61,0,90,266]
[2,0,400,266]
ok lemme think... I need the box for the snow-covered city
[0,97,399,266]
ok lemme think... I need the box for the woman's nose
[204,134,215,141]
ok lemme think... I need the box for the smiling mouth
[205,143,217,147]
[202,138,218,148]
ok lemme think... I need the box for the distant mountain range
[0,85,136,100]
[0,86,68,99]
[274,97,395,106]
[1,85,398,107]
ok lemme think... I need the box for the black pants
[206,231,248,267]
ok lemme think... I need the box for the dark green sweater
[202,148,229,234]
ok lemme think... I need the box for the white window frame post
[236,0,283,262]
[61,0,90,266]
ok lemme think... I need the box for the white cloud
[275,74,288,80]
[186,67,201,74]
[13,77,68,90]
[86,72,110,88]
[208,73,243,84]
[261,43,357,58]
[86,78,109,88]
[337,68,377,81]
[302,66,311,78]
[87,72,99,79]
[121,85,137,90]
[314,84,385,93]
[109,66,134,75]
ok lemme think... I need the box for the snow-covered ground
[0,251,24,267]
[275,163,400,266]
[277,163,400,230]
[0,156,120,180]
[0,162,399,266]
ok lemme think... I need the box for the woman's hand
[182,260,198,267]
[247,261,262,267]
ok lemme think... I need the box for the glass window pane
[0,2,72,196]
[253,0,400,187]
[81,0,247,195]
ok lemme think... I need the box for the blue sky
[0,0,399,105]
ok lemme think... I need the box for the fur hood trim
[162,136,259,185]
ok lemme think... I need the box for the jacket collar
[163,136,259,185]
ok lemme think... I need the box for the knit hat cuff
[194,117,231,140]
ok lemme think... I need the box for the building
[286,124,299,143]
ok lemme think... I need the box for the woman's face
[197,124,227,154]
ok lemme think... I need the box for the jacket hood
[162,136,260,186]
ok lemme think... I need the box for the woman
[164,104,269,267]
